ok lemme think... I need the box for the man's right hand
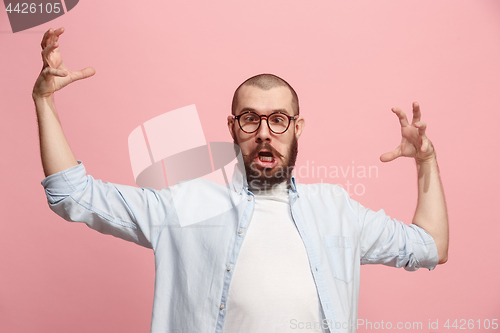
[32,27,95,100]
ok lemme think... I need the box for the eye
[269,114,286,124]
[243,113,259,122]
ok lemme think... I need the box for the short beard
[234,136,298,191]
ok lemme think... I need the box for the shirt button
[238,229,243,234]
[227,266,232,271]
[220,304,225,310]
[247,196,253,201]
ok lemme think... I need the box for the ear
[227,115,236,141]
[294,116,305,141]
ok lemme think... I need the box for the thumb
[380,147,401,163]
[71,67,96,82]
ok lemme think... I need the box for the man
[34,27,448,333]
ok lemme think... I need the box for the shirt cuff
[41,160,88,204]
[407,223,440,271]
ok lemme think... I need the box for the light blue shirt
[41,161,438,333]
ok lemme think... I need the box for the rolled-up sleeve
[353,200,439,271]
[41,161,171,249]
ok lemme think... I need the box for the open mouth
[254,150,278,168]
[258,151,274,162]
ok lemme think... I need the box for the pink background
[1,0,499,332]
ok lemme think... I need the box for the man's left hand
[380,102,435,164]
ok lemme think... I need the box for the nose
[255,116,272,142]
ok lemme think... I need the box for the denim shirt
[41,161,438,333]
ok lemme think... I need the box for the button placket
[216,191,253,325]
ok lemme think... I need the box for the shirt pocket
[323,235,354,284]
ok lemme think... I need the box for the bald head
[231,73,299,115]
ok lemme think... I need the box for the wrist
[32,91,53,102]
[32,89,54,104]
[415,150,437,166]
[33,94,56,115]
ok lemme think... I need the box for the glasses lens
[268,113,289,133]
[239,112,261,133]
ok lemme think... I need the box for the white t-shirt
[223,182,324,332]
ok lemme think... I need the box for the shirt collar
[230,163,245,194]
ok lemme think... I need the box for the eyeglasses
[233,111,298,134]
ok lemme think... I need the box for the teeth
[259,156,273,162]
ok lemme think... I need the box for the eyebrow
[238,108,291,116]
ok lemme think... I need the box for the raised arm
[32,27,95,177]
[380,102,449,264]
[34,28,170,249]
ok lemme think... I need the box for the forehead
[236,85,294,115]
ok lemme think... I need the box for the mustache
[245,142,284,160]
